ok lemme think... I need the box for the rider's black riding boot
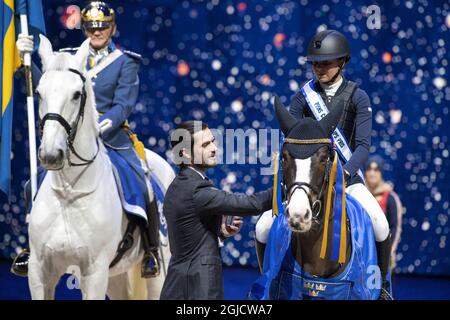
[255,238,266,274]
[376,233,394,300]
[11,180,32,277]
[140,199,161,278]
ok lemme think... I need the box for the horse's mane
[44,52,99,135]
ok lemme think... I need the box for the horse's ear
[38,34,53,70]
[318,98,344,135]
[274,95,297,136]
[74,37,91,69]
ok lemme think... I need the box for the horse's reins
[283,138,333,220]
[39,68,99,167]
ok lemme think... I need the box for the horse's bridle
[283,138,333,219]
[39,68,99,167]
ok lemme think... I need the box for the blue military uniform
[84,42,151,222]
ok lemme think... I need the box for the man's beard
[194,156,216,170]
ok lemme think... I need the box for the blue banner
[15,0,46,49]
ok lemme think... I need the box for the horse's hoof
[11,248,30,277]
[141,252,160,278]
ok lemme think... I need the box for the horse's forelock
[45,52,77,72]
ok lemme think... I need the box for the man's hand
[220,216,243,238]
[16,34,34,58]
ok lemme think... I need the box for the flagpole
[19,14,38,214]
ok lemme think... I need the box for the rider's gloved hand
[344,169,351,187]
[98,118,113,135]
[16,34,34,59]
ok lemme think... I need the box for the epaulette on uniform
[123,50,142,61]
[59,47,79,53]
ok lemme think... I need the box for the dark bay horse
[251,97,379,300]
[277,97,351,278]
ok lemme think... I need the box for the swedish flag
[0,0,21,196]
[1,0,45,196]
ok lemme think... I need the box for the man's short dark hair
[171,121,209,166]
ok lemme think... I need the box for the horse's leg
[28,259,59,300]
[80,267,109,300]
[107,273,129,300]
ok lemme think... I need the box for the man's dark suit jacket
[160,166,272,300]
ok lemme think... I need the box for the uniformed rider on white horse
[12,1,161,279]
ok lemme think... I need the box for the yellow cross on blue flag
[1,0,45,196]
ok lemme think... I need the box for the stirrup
[141,251,160,278]
[378,287,394,300]
[11,248,30,277]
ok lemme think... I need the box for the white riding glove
[16,34,34,58]
[98,118,113,135]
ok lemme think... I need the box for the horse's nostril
[305,209,311,221]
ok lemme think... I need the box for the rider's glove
[98,118,113,135]
[16,34,34,59]
[344,169,351,187]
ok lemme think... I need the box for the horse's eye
[73,91,81,100]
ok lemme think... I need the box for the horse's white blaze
[287,158,312,231]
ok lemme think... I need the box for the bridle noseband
[283,138,333,219]
[39,68,99,167]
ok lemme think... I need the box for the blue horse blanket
[249,194,389,300]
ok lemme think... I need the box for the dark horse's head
[274,96,342,233]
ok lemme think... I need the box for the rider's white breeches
[346,183,390,242]
[255,183,390,244]
[255,209,274,243]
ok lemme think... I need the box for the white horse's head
[36,35,97,170]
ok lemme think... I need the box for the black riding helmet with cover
[81,1,115,30]
[307,30,350,84]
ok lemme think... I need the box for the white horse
[28,34,174,300]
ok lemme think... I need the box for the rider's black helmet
[307,30,350,63]
[81,1,115,30]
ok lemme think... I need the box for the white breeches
[255,183,390,244]
[346,183,390,242]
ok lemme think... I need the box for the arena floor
[0,260,448,300]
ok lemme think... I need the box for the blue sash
[301,80,364,181]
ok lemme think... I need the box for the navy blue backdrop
[0,0,449,276]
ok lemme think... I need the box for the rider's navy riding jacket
[289,77,372,186]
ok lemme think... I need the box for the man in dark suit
[160,121,273,300]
